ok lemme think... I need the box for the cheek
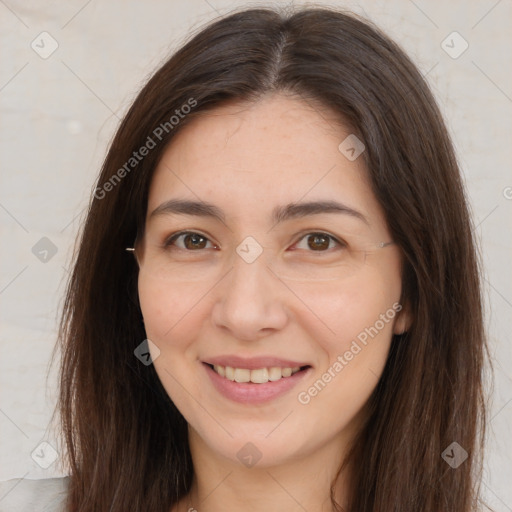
[295,275,399,424]
[137,275,211,350]
[300,269,401,364]
[138,275,208,406]
[304,273,401,330]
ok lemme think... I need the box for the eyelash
[162,230,346,253]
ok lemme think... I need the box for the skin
[137,93,411,512]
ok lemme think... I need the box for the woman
[1,5,490,511]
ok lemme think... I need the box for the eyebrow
[149,198,369,226]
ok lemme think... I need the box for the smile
[203,362,312,404]
[208,363,308,384]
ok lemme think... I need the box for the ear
[393,301,412,335]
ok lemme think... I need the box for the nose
[210,249,289,341]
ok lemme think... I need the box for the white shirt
[0,477,69,512]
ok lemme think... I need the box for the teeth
[281,367,292,377]
[212,364,302,383]
[250,368,269,384]
[234,368,251,383]
[225,366,235,381]
[214,365,225,378]
[268,367,282,381]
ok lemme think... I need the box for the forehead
[147,94,386,231]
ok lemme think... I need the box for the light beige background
[0,0,511,509]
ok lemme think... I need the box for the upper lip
[204,355,311,370]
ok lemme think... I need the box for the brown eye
[184,233,207,249]
[165,232,214,250]
[293,232,343,252]
[307,234,330,251]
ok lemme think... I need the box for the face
[137,93,409,469]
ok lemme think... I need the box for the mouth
[203,362,312,404]
[204,363,311,384]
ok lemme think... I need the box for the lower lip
[203,363,311,404]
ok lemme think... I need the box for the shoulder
[0,476,69,512]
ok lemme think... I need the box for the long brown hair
[56,6,490,511]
